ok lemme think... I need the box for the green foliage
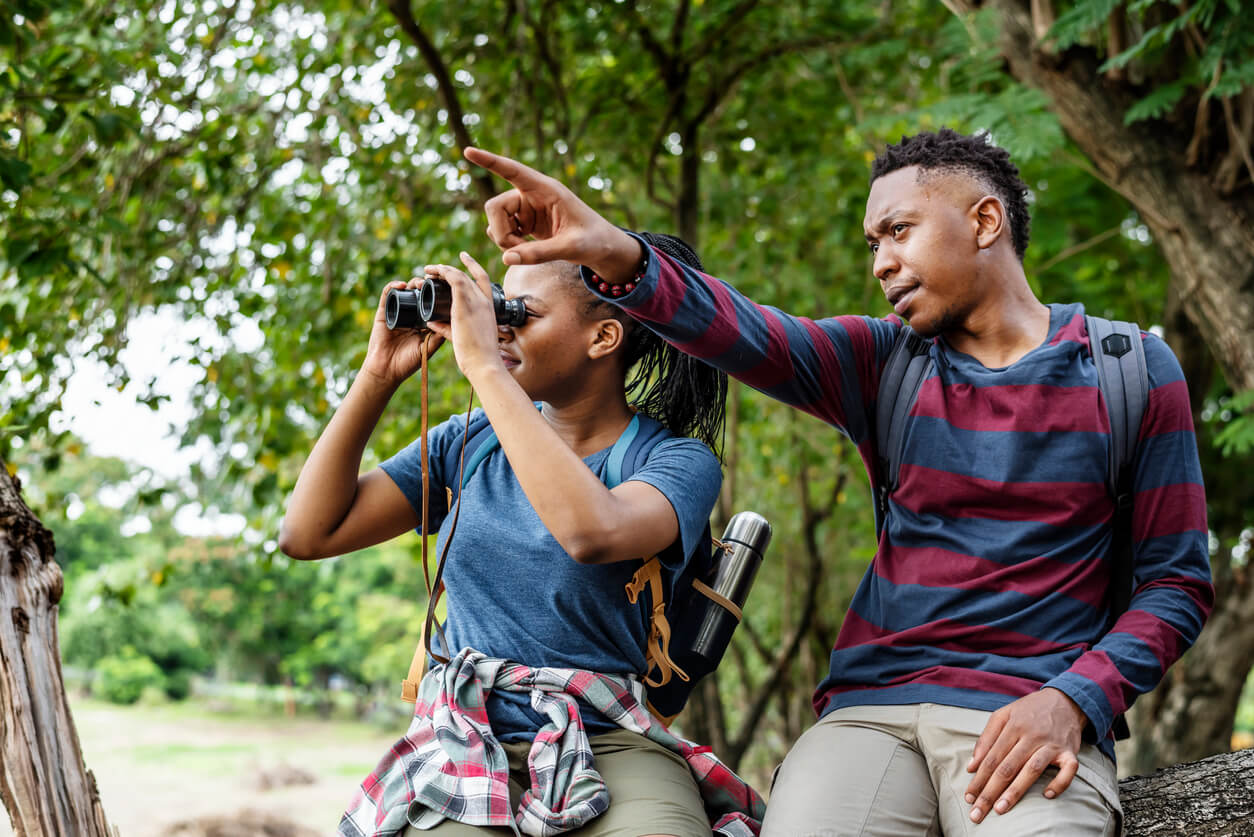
[1045,0,1253,126]
[1212,390,1254,458]
[96,647,166,705]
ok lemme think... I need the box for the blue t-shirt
[381,408,722,741]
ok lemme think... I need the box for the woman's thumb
[501,235,579,266]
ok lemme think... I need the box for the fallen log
[1120,747,1254,836]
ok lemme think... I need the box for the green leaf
[1124,79,1189,124]
[5,236,40,266]
[0,155,33,190]
[1048,0,1125,51]
[84,111,130,146]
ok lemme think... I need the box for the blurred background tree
[2,1,1250,812]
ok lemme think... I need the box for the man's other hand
[964,687,1089,823]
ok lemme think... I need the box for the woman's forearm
[467,365,676,564]
[278,370,401,558]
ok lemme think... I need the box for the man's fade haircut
[870,128,1031,261]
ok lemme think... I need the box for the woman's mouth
[499,351,519,369]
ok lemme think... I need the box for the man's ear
[972,195,1006,250]
[587,317,625,360]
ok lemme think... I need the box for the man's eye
[868,243,879,254]
[892,223,907,235]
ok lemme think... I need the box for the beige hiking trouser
[761,703,1122,837]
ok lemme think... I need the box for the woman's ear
[587,317,625,360]
[972,195,1006,250]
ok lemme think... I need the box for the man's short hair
[870,129,1031,261]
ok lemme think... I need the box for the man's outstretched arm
[465,147,898,441]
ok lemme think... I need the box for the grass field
[0,694,402,837]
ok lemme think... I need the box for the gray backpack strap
[1086,316,1148,499]
[1086,314,1148,742]
[874,327,933,536]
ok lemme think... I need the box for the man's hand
[964,688,1088,823]
[463,147,642,282]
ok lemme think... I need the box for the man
[462,129,1213,835]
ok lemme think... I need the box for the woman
[279,235,761,836]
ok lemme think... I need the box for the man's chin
[903,315,940,339]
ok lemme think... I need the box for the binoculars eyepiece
[385,279,527,331]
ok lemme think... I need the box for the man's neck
[945,267,1051,369]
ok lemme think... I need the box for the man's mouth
[499,350,519,368]
[886,284,919,315]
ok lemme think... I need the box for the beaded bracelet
[588,247,649,298]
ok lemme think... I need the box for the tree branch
[1035,224,1123,272]
[622,0,673,78]
[688,0,760,65]
[670,0,692,55]
[695,32,862,127]
[387,0,496,203]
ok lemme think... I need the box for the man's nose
[873,245,899,282]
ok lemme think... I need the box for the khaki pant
[761,703,1122,837]
[402,728,709,836]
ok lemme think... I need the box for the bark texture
[1120,748,1254,836]
[0,463,115,837]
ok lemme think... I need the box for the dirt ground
[0,696,403,837]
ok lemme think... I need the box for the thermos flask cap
[722,511,772,555]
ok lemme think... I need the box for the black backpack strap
[1086,316,1148,618]
[1086,315,1148,741]
[874,327,934,536]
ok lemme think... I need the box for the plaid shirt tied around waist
[339,649,764,837]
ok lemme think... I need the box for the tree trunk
[1120,748,1254,836]
[944,0,1254,771]
[0,462,116,837]
[1122,573,1254,775]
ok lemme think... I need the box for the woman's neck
[540,388,635,458]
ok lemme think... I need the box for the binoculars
[385,279,528,331]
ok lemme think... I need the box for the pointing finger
[465,147,553,192]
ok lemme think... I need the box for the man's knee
[762,716,939,837]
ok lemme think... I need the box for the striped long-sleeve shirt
[583,235,1213,757]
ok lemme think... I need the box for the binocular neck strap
[403,339,475,702]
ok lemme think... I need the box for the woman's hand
[360,279,445,387]
[422,252,508,382]
[464,147,643,283]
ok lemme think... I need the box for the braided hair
[870,128,1032,260]
[578,233,728,458]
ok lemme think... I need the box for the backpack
[873,315,1148,739]
[401,409,729,723]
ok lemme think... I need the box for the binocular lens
[420,278,452,323]
[385,289,420,330]
[384,279,527,331]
